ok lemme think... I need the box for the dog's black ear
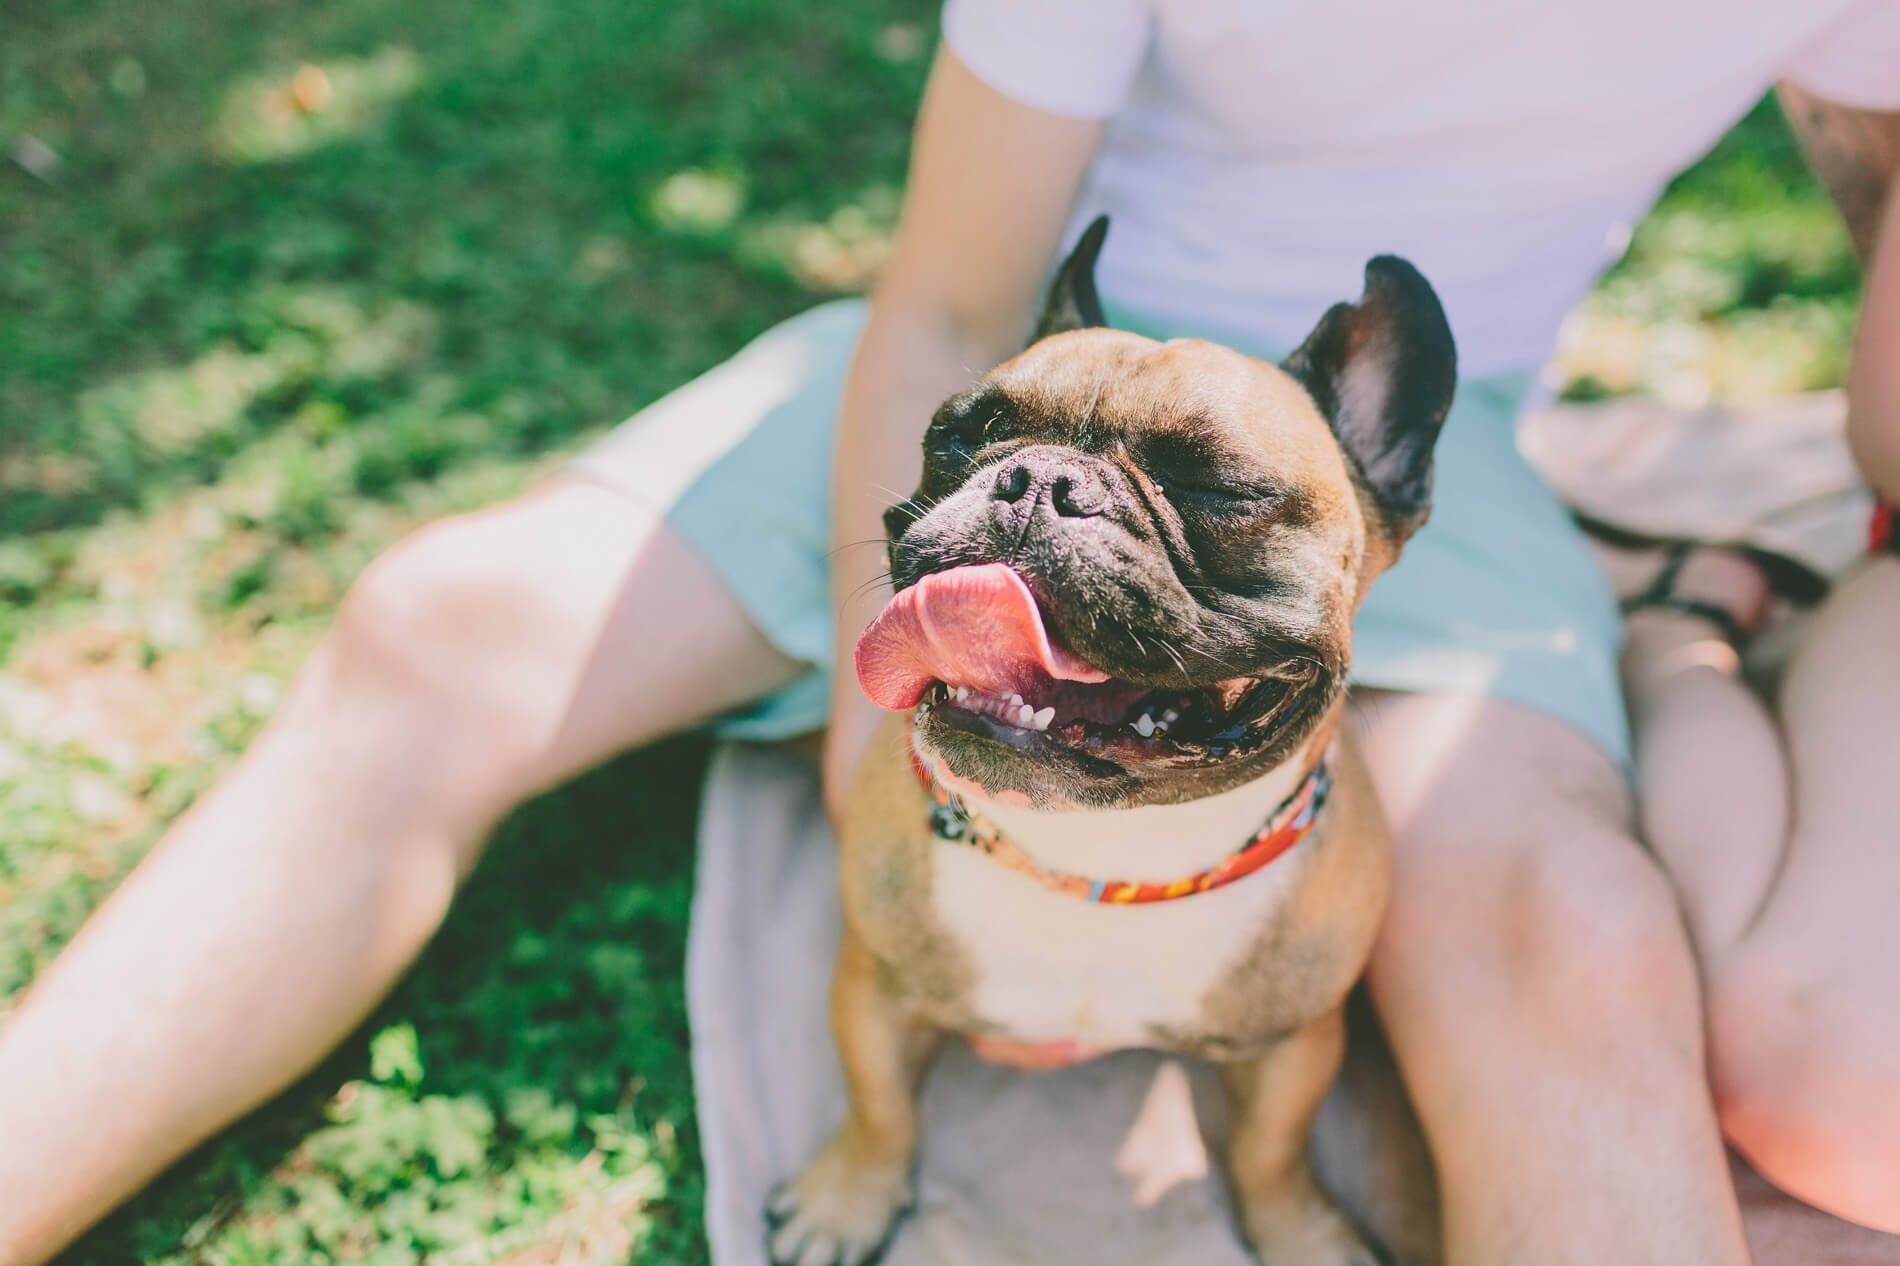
[1030,215,1110,343]
[1281,256,1457,543]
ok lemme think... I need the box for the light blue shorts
[570,299,1629,765]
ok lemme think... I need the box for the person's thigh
[338,298,876,828]
[1347,688,1749,1265]
[568,298,868,744]
[339,478,807,822]
[1704,557,1900,1230]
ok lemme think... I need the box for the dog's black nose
[991,450,1109,518]
[992,462,1032,503]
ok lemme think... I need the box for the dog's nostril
[1050,472,1106,517]
[992,454,1107,517]
[992,464,1031,503]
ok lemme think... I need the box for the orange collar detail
[908,741,1334,905]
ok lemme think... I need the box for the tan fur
[1222,1007,1378,1265]
[1003,332,1377,659]
[835,718,978,1028]
[1315,992,1444,1266]
[776,333,1423,1266]
[765,926,942,1266]
[1172,721,1390,1057]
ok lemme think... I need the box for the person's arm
[1778,82,1900,501]
[823,49,1104,820]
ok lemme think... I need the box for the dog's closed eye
[929,390,1020,452]
[1137,437,1289,513]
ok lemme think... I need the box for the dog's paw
[1239,1192,1387,1266]
[765,1137,913,1266]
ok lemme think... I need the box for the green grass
[70,743,709,1266]
[0,2,1862,1261]
[4,0,932,1260]
[1560,96,1859,401]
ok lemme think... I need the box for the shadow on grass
[60,738,715,1266]
[3,0,932,545]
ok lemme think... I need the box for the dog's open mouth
[918,674,1275,756]
[855,563,1299,760]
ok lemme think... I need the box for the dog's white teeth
[1134,713,1157,738]
[947,687,1060,730]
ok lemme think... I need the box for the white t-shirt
[943,0,1900,377]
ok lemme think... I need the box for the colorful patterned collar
[908,742,1334,905]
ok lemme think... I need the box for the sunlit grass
[1557,95,1858,403]
[216,47,424,164]
[649,168,749,238]
[735,184,902,291]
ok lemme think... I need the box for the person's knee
[1361,695,1704,1049]
[1505,829,1695,1012]
[1382,809,1701,1038]
[1707,950,1900,1229]
[335,515,505,692]
[317,510,561,784]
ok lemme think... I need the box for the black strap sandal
[1618,540,1751,644]
[1574,511,1831,647]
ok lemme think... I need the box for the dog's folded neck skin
[859,214,1456,814]
[922,720,1333,883]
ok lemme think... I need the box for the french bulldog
[766,216,1457,1266]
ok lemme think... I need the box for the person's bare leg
[1591,542,1787,964]
[1350,690,1751,1266]
[0,478,802,1266]
[1708,557,1900,1230]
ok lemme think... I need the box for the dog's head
[856,217,1456,809]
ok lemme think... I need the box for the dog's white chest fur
[929,753,1317,1049]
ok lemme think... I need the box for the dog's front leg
[767,925,942,1266]
[1221,1005,1381,1266]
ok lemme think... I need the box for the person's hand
[822,633,888,834]
[1844,180,1900,501]
[816,50,1104,832]
[1778,84,1900,501]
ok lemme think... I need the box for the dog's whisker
[827,539,894,559]
[1162,642,1191,677]
[828,538,932,560]
[868,485,932,521]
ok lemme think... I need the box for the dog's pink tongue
[855,563,1110,710]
